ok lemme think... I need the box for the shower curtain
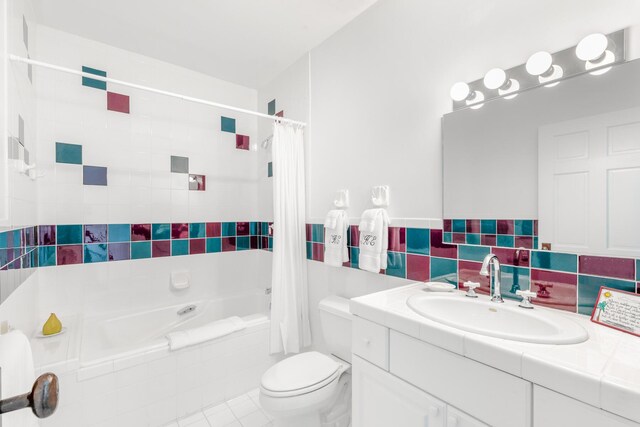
[269,122,312,355]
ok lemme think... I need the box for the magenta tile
[261,236,269,249]
[250,236,259,249]
[637,283,639,294]
[188,174,206,191]
[579,255,635,281]
[313,243,324,262]
[350,225,360,247]
[222,237,236,252]
[306,224,313,242]
[189,239,205,254]
[407,254,429,282]
[481,234,497,246]
[443,220,452,233]
[206,222,221,238]
[458,260,490,295]
[236,134,250,150]
[131,224,151,241]
[514,236,533,249]
[452,233,466,244]
[171,223,188,239]
[236,222,250,236]
[388,227,406,252]
[430,229,458,259]
[152,241,170,257]
[534,220,539,236]
[57,245,82,265]
[530,269,577,312]
[491,247,530,267]
[466,219,480,234]
[496,220,514,235]
[275,110,284,117]
[107,92,130,114]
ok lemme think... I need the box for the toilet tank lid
[318,295,352,319]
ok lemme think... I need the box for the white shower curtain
[270,122,312,355]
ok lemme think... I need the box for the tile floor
[166,389,273,427]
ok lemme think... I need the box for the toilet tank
[318,295,353,362]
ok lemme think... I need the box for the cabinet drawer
[352,316,389,370]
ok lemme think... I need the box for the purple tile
[206,222,221,237]
[222,237,236,252]
[107,91,130,114]
[497,220,514,235]
[466,219,480,234]
[531,269,577,312]
[236,134,250,150]
[108,243,130,261]
[152,240,170,257]
[306,224,313,242]
[579,255,636,281]
[171,223,188,239]
[131,224,151,241]
[313,243,324,262]
[514,236,533,249]
[407,254,429,282]
[443,220,452,233]
[458,260,490,295]
[84,224,107,243]
[430,229,458,259]
[350,225,360,247]
[250,236,259,249]
[534,220,539,236]
[491,247,530,267]
[261,236,269,250]
[236,222,250,236]
[388,227,406,252]
[83,165,108,186]
[481,234,497,246]
[57,245,82,265]
[38,225,56,245]
[189,239,206,254]
[452,233,466,244]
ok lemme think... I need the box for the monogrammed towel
[324,210,349,267]
[358,208,389,273]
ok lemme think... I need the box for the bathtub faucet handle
[177,305,197,316]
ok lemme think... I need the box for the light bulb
[483,68,507,90]
[466,91,484,109]
[585,50,615,75]
[576,33,608,61]
[526,51,552,76]
[450,82,471,102]
[499,79,520,99]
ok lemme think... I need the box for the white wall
[307,0,640,221]
[35,25,260,225]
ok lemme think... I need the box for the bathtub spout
[177,305,196,316]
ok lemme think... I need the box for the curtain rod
[9,55,307,127]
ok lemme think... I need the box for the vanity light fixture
[483,68,519,99]
[576,33,615,75]
[450,82,485,108]
[526,51,564,87]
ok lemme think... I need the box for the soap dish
[422,282,455,292]
[35,327,67,339]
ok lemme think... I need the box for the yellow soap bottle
[43,313,62,335]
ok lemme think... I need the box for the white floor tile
[205,406,238,427]
[178,411,206,426]
[227,396,258,419]
[238,410,269,427]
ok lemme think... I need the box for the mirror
[443,59,640,257]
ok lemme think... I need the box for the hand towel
[358,208,389,273]
[166,316,245,351]
[324,210,349,267]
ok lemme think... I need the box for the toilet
[260,295,353,427]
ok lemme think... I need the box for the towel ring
[0,373,59,419]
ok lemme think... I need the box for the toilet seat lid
[261,351,341,394]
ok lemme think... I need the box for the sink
[406,294,588,344]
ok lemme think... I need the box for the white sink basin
[406,294,588,345]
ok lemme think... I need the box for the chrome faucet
[480,254,504,303]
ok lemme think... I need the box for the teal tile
[189,223,205,238]
[430,257,458,284]
[578,275,636,315]
[108,224,130,242]
[84,244,107,263]
[57,225,82,244]
[267,162,273,177]
[496,235,515,247]
[531,251,577,273]
[261,222,269,235]
[82,66,107,90]
[172,240,188,256]
[501,266,530,301]
[55,142,82,165]
[268,99,276,116]
[222,222,236,237]
[306,242,313,260]
[221,116,236,133]
[481,220,496,234]
[350,247,360,269]
[38,246,56,267]
[459,245,490,262]
[386,252,406,278]
[452,220,466,233]
[237,236,250,251]
[443,232,452,243]
[131,241,151,259]
[407,228,430,255]
[206,238,221,253]
[250,222,258,235]
[515,220,533,236]
[152,223,170,240]
[312,224,324,243]
[466,233,481,245]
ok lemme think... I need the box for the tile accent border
[443,218,538,249]
[305,223,639,316]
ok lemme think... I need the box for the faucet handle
[463,281,480,298]
[516,290,537,309]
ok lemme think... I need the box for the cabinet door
[352,355,445,427]
[447,407,488,427]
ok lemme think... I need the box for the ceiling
[33,0,379,89]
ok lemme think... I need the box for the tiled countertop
[350,282,640,424]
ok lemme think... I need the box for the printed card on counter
[590,287,640,337]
